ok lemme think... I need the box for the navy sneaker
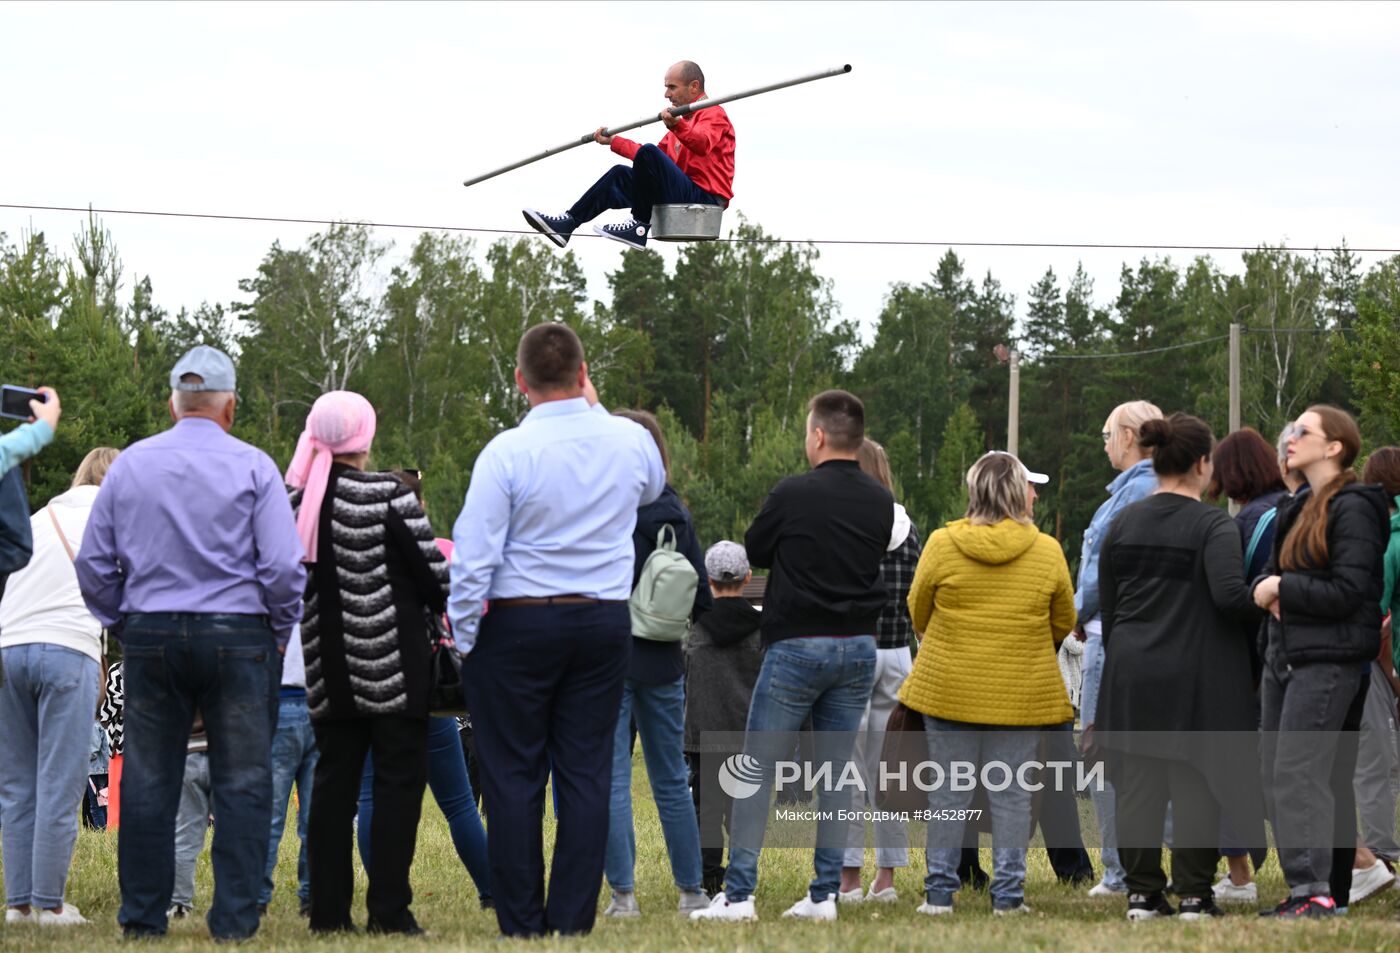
[522,209,577,248]
[1259,895,1336,919]
[594,218,649,249]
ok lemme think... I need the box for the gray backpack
[629,525,699,642]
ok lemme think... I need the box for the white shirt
[282,623,306,688]
[0,485,104,660]
[448,399,665,653]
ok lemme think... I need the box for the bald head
[663,61,705,106]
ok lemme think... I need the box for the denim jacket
[1074,458,1157,622]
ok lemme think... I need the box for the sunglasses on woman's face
[1288,425,1320,441]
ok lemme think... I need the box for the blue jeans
[567,144,723,225]
[358,716,492,903]
[725,636,877,903]
[0,644,101,909]
[922,717,1037,910]
[606,676,702,893]
[117,614,279,940]
[1080,625,1126,890]
[173,752,211,908]
[261,694,317,906]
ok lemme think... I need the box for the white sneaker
[866,885,898,903]
[677,890,710,914]
[36,903,88,926]
[1211,874,1257,903]
[993,902,1032,916]
[690,893,757,922]
[916,900,954,916]
[1087,880,1126,897]
[1349,861,1397,903]
[6,908,36,924]
[837,887,864,904]
[782,893,837,922]
[603,890,640,918]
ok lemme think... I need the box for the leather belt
[491,595,626,608]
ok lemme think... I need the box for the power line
[3,203,1398,254]
[1039,335,1232,360]
[1036,325,1356,361]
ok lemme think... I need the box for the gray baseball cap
[170,345,237,392]
[705,540,750,583]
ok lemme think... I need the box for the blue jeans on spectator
[606,676,703,893]
[567,144,723,225]
[0,643,101,910]
[1080,624,1126,891]
[172,752,211,909]
[261,693,317,907]
[922,717,1037,911]
[358,716,492,904]
[117,614,279,940]
[725,636,877,904]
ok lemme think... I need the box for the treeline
[1,216,1396,566]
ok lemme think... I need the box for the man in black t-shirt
[691,390,891,924]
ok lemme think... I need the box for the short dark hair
[808,389,865,453]
[1140,413,1215,478]
[517,323,584,391]
[677,60,704,88]
[1363,446,1400,500]
[1209,427,1286,502]
[389,468,424,504]
[613,408,669,476]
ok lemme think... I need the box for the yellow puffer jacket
[898,517,1076,726]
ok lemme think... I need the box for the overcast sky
[3,1,1397,342]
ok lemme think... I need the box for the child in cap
[684,541,763,896]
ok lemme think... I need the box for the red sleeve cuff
[611,137,640,161]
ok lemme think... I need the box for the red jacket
[610,100,735,203]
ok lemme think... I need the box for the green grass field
[2,755,1396,951]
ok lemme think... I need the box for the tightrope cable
[4,203,1397,254]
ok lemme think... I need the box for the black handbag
[427,613,469,717]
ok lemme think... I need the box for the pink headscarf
[284,391,377,562]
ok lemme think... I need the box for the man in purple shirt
[76,345,304,941]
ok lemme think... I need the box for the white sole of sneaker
[592,224,646,250]
[521,210,569,249]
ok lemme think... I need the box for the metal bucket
[651,203,725,242]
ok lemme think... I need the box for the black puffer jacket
[1259,481,1389,665]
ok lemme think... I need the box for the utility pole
[1228,323,1242,516]
[1008,348,1020,457]
[1228,323,1241,435]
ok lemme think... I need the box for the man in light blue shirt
[450,322,663,938]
